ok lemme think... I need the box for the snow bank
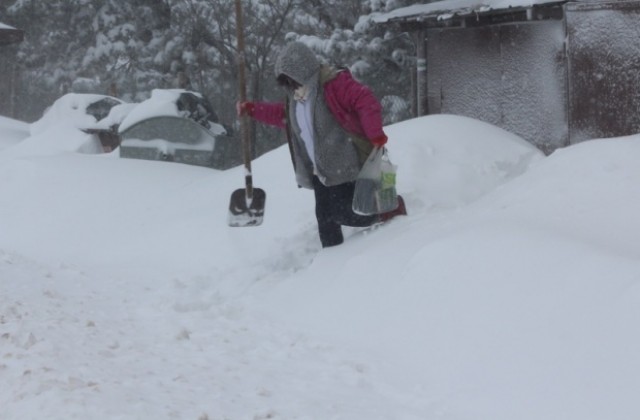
[388,114,543,210]
[257,134,640,420]
[0,115,29,150]
[2,112,639,420]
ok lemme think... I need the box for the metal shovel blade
[228,188,266,227]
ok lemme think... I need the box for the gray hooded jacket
[275,42,364,189]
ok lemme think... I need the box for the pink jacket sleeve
[324,71,386,141]
[250,102,287,129]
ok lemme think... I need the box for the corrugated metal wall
[0,49,21,118]
[427,19,568,153]
[566,1,640,143]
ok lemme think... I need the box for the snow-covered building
[0,22,24,118]
[376,0,640,153]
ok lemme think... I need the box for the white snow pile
[0,115,29,150]
[7,93,123,156]
[29,93,120,137]
[1,112,640,420]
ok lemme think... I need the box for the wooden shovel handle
[234,0,253,198]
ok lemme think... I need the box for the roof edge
[0,22,24,46]
[374,0,569,24]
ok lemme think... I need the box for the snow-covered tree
[7,0,101,119]
[7,0,414,136]
[289,0,415,123]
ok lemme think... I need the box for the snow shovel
[228,0,266,227]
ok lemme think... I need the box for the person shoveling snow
[238,41,407,247]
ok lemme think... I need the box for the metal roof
[374,0,567,23]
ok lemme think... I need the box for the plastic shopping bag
[352,147,398,215]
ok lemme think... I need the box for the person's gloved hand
[370,134,388,147]
[236,101,255,117]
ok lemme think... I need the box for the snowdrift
[1,113,639,420]
[0,115,29,150]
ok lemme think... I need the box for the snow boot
[379,195,407,223]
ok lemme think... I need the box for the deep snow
[1,111,640,420]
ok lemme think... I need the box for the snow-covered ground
[1,110,640,420]
[0,115,29,150]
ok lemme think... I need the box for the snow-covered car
[30,93,127,154]
[118,89,231,169]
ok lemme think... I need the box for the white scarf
[295,96,315,168]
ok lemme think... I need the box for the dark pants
[312,176,379,247]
